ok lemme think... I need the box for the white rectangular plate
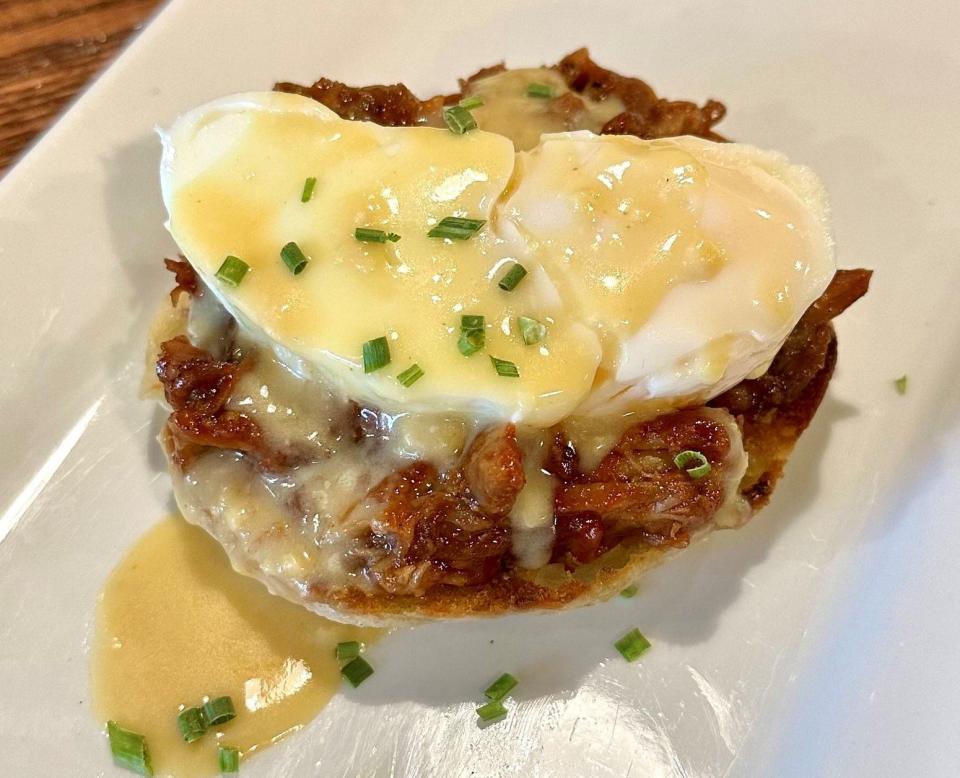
[1,1,959,775]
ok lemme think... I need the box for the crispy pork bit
[163,256,198,304]
[156,336,240,415]
[274,78,448,126]
[463,424,526,516]
[554,410,730,558]
[800,268,873,326]
[555,47,727,140]
[156,336,281,469]
[552,514,605,564]
[351,462,511,596]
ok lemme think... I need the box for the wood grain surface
[0,0,164,174]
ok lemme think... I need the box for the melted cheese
[509,427,558,569]
[161,92,834,428]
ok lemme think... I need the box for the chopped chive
[497,263,528,291]
[490,356,519,378]
[614,628,652,662]
[107,720,153,776]
[620,584,639,599]
[335,641,361,662]
[397,363,425,387]
[218,745,240,774]
[461,314,485,332]
[362,336,391,373]
[458,330,484,356]
[443,105,478,135]
[483,673,517,702]
[526,82,555,98]
[341,656,374,687]
[280,241,309,275]
[894,375,908,395]
[673,450,711,479]
[300,176,317,203]
[476,700,507,722]
[428,216,486,240]
[458,95,484,110]
[517,316,547,346]
[458,315,485,357]
[355,227,401,243]
[215,256,249,287]
[202,696,236,727]
[176,706,207,743]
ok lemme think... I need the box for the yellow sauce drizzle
[92,517,381,777]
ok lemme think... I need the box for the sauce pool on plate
[91,517,382,776]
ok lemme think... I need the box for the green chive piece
[362,336,391,373]
[458,330,484,356]
[443,105,478,135]
[614,628,652,662]
[215,256,249,287]
[490,356,520,378]
[458,315,485,357]
[280,241,309,275]
[428,216,486,240]
[341,656,374,687]
[673,450,711,479]
[218,745,240,774]
[397,364,425,387]
[461,314,485,332]
[620,584,639,599]
[483,673,517,702]
[355,227,401,243]
[335,641,361,662]
[458,95,484,110]
[527,82,555,98]
[498,263,528,291]
[176,706,207,743]
[107,721,154,776]
[517,316,547,346]
[894,375,908,395]
[202,696,236,727]
[476,700,507,722]
[300,176,317,203]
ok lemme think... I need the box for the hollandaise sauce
[92,517,382,776]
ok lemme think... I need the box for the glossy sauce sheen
[161,90,834,427]
[465,67,625,151]
[92,517,381,776]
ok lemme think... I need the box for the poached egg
[160,91,834,427]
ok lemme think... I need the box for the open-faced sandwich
[146,50,870,624]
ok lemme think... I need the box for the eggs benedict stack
[147,51,869,623]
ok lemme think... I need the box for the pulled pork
[274,78,448,126]
[348,435,522,594]
[553,410,732,563]
[275,48,726,142]
[555,48,726,140]
[156,336,278,470]
[163,256,198,304]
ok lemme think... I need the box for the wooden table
[0,0,164,173]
